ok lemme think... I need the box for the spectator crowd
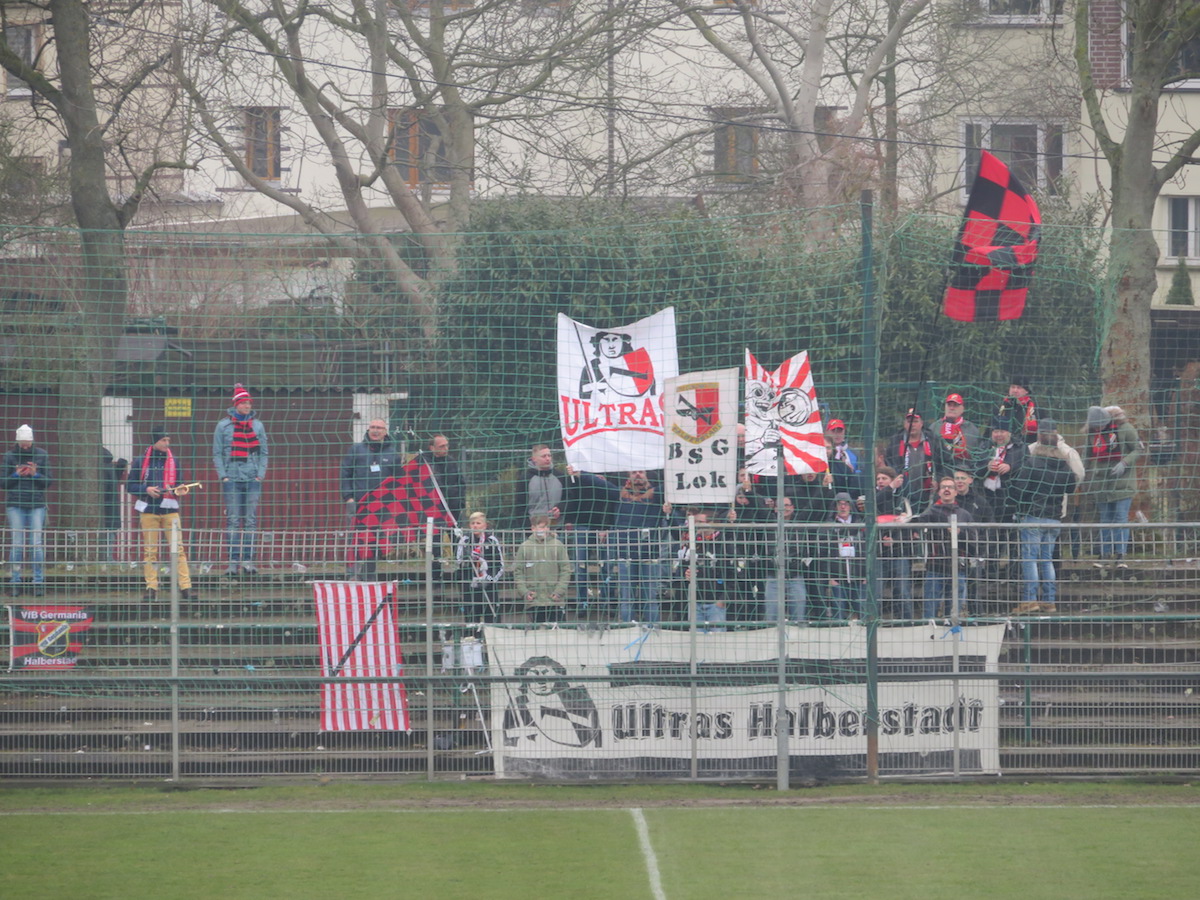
[5,378,1148,623]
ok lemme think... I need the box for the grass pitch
[2,782,1198,899]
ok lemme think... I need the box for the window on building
[964,121,1063,194]
[388,107,470,189]
[1125,25,1200,89]
[405,0,477,13]
[712,108,765,184]
[970,0,1063,19]
[243,107,282,180]
[3,24,38,95]
[1168,197,1200,259]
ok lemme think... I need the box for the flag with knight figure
[743,350,827,477]
[557,308,678,473]
[664,367,740,504]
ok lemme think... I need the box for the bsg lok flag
[743,350,828,477]
[558,308,678,473]
[664,368,739,504]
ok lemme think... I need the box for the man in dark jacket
[4,424,51,597]
[1009,419,1079,614]
[885,409,950,510]
[340,419,400,579]
[416,433,466,524]
[910,476,974,620]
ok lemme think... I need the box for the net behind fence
[2,202,1199,780]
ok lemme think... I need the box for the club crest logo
[670,381,722,444]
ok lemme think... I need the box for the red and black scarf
[1090,425,1121,464]
[231,417,260,459]
[900,437,934,492]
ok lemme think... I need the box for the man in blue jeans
[213,384,268,577]
[4,424,51,597]
[1010,419,1079,614]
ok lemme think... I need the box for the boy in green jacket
[513,516,573,623]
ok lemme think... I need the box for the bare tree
[178,0,639,346]
[660,0,933,209]
[1076,0,1200,417]
[0,1,188,531]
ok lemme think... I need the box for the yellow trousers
[139,512,192,591]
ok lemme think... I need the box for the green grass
[1,783,1199,899]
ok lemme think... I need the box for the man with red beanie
[212,383,269,577]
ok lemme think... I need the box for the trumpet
[165,482,203,496]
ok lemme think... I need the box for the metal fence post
[169,516,181,782]
[425,518,435,781]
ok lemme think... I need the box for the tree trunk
[51,0,129,534]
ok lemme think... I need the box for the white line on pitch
[629,807,667,900]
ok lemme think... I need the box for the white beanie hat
[15,424,33,442]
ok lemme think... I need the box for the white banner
[486,624,1005,778]
[744,349,828,477]
[663,367,740,504]
[558,308,678,473]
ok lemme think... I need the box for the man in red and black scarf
[932,392,981,466]
[127,428,193,603]
[884,409,950,510]
[212,383,269,577]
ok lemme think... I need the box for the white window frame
[1166,197,1200,260]
[961,119,1064,196]
[967,0,1063,24]
[3,24,38,97]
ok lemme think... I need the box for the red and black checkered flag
[942,150,1041,323]
[350,458,456,561]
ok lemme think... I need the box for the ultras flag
[943,150,1042,323]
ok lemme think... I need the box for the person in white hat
[4,424,52,597]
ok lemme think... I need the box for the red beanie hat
[232,383,252,404]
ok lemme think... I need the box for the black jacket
[341,434,400,503]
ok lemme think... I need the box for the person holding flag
[127,428,194,604]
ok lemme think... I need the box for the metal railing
[1,520,1198,781]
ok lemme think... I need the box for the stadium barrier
[2,519,1198,781]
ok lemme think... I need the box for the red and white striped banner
[744,349,828,477]
[312,581,410,732]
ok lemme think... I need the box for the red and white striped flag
[312,581,410,732]
[744,349,828,477]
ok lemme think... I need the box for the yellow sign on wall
[164,398,192,418]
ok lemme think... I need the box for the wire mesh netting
[2,203,1200,780]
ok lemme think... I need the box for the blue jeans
[764,576,806,622]
[882,556,913,619]
[6,506,46,583]
[566,528,605,607]
[1098,497,1132,558]
[828,581,863,621]
[697,601,727,632]
[1020,516,1060,606]
[923,567,966,619]
[222,479,262,563]
[618,559,663,624]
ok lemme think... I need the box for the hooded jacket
[212,408,269,482]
